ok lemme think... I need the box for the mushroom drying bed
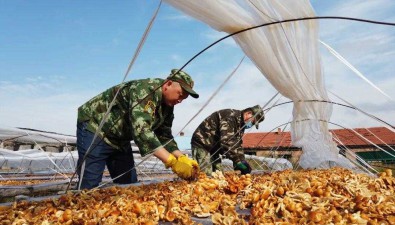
[1,167,394,224]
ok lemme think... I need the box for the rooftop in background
[243,127,395,149]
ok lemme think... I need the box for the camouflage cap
[167,69,199,98]
[245,105,265,129]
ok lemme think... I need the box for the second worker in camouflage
[191,105,265,175]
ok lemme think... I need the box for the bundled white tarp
[164,0,356,169]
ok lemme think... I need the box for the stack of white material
[164,0,355,169]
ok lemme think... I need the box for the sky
[1,0,394,136]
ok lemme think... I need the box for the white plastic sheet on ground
[0,148,78,173]
[223,155,293,171]
[164,0,357,169]
[0,147,172,176]
[0,146,293,178]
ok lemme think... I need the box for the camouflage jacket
[191,109,246,163]
[77,78,179,156]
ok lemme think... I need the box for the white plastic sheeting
[0,148,77,173]
[164,0,355,169]
[222,155,292,172]
[0,147,292,177]
[0,127,76,145]
[0,147,171,176]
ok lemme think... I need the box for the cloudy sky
[1,0,394,136]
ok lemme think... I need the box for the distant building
[242,127,395,165]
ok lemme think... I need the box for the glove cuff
[164,154,177,168]
[235,162,248,170]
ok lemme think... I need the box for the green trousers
[192,145,223,175]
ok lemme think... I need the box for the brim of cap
[180,83,199,98]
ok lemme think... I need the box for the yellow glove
[165,154,199,180]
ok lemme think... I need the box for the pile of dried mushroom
[0,180,63,186]
[0,167,394,225]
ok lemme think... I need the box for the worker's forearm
[171,150,184,158]
[153,147,171,163]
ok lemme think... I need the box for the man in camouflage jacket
[191,105,264,175]
[77,69,199,189]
